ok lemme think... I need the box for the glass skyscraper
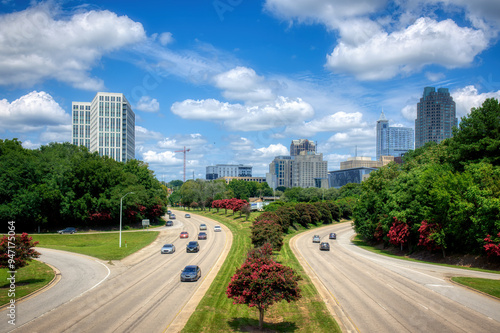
[376,111,414,160]
[415,87,457,149]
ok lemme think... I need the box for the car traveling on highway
[198,232,207,240]
[199,224,207,230]
[214,225,222,232]
[170,214,176,219]
[58,227,77,234]
[180,265,201,282]
[161,244,175,254]
[165,220,173,226]
[320,242,330,251]
[180,231,189,238]
[185,213,191,218]
[186,241,200,253]
[312,235,321,243]
[329,233,337,239]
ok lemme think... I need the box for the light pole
[120,192,134,247]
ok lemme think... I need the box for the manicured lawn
[180,209,340,333]
[31,231,159,260]
[0,260,55,306]
[451,277,500,298]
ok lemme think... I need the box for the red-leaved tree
[226,246,302,330]
[484,232,500,258]
[0,232,40,270]
[387,217,410,251]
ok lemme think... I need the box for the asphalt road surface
[6,211,228,333]
[292,222,500,333]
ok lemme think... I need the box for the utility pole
[174,146,191,182]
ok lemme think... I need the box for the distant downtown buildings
[72,92,135,162]
[415,87,457,149]
[376,111,414,161]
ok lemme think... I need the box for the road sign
[142,219,150,226]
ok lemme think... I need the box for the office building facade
[72,92,135,162]
[415,87,457,149]
[290,139,316,156]
[206,164,252,180]
[376,111,414,160]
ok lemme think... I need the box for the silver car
[161,244,175,254]
[312,235,321,243]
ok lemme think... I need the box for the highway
[292,222,500,333]
[7,211,229,333]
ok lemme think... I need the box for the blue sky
[1,0,500,182]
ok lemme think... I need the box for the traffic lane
[295,224,500,333]
[0,248,110,333]
[13,215,226,333]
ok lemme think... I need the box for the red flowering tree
[88,211,112,222]
[0,232,40,270]
[387,217,410,251]
[226,247,302,330]
[227,198,248,216]
[484,232,500,258]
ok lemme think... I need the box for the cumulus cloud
[135,96,160,112]
[452,85,500,117]
[284,111,366,136]
[171,96,314,131]
[135,125,164,144]
[142,150,181,165]
[159,32,174,45]
[326,127,375,149]
[401,104,417,121]
[0,91,70,132]
[0,4,146,90]
[157,133,207,149]
[213,67,276,102]
[326,18,488,80]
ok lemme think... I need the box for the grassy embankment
[352,235,500,298]
[180,208,341,333]
[0,260,55,306]
[31,231,160,261]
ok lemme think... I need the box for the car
[320,242,330,251]
[58,227,77,234]
[186,241,200,253]
[165,220,174,227]
[199,224,207,230]
[180,231,189,238]
[214,225,222,232]
[170,214,176,219]
[167,210,172,215]
[161,244,175,254]
[329,233,337,240]
[198,232,207,240]
[312,235,321,243]
[180,265,201,282]
[185,213,191,218]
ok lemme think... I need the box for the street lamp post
[120,192,134,247]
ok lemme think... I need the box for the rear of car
[320,242,330,251]
[312,235,321,243]
[180,265,201,282]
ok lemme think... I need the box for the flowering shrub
[250,219,283,251]
[418,220,443,251]
[0,233,40,270]
[226,249,301,330]
[484,232,500,258]
[387,217,410,249]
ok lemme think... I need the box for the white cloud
[213,67,276,102]
[159,32,174,46]
[228,136,254,151]
[425,72,446,82]
[324,153,352,170]
[39,125,72,143]
[0,4,146,90]
[254,143,289,158]
[135,96,160,112]
[326,18,488,80]
[452,85,500,117]
[326,127,375,149]
[157,133,207,149]
[135,126,164,144]
[401,104,417,121]
[285,111,366,136]
[142,150,181,165]
[171,96,314,131]
[0,91,70,132]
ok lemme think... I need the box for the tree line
[353,98,500,258]
[0,140,168,232]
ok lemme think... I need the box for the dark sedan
[186,241,200,253]
[320,242,330,251]
[180,265,201,282]
[329,233,337,239]
[165,220,174,227]
[198,232,207,240]
[58,227,76,234]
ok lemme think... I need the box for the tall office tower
[268,156,294,188]
[415,87,457,149]
[292,152,328,188]
[72,92,135,162]
[376,111,414,160]
[206,164,252,180]
[290,139,316,156]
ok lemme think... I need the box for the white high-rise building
[72,92,135,162]
[376,111,414,160]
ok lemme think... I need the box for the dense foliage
[353,98,500,257]
[0,232,40,270]
[0,140,167,232]
[226,243,302,330]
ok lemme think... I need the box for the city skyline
[1,1,500,182]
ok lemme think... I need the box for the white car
[200,224,207,230]
[214,225,222,232]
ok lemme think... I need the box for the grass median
[31,231,159,261]
[0,260,55,307]
[180,209,340,333]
